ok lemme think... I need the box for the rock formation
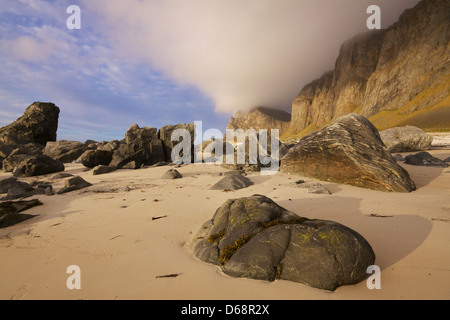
[159,123,195,163]
[12,155,65,177]
[190,195,375,291]
[379,126,433,153]
[404,152,448,168]
[43,140,89,163]
[287,0,449,137]
[0,102,60,145]
[227,107,291,136]
[281,114,416,193]
[57,176,92,194]
[0,199,42,228]
[210,173,254,191]
[109,124,165,168]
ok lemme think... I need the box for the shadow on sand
[278,196,432,272]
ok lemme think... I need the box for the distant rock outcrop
[281,114,416,193]
[379,126,433,153]
[0,102,60,145]
[159,123,195,163]
[109,124,165,168]
[43,140,89,163]
[189,195,375,291]
[227,107,291,136]
[287,0,450,136]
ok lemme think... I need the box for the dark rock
[0,176,20,193]
[393,154,404,161]
[80,149,113,168]
[161,169,182,179]
[92,165,117,175]
[159,123,195,163]
[404,152,448,168]
[0,199,42,228]
[121,161,140,169]
[1,181,46,200]
[281,114,416,193]
[0,102,59,145]
[189,195,375,291]
[210,173,254,191]
[2,154,33,172]
[43,140,88,163]
[380,126,433,153]
[8,143,44,157]
[57,176,92,194]
[110,124,165,168]
[96,140,120,152]
[12,155,65,177]
[0,143,14,159]
[444,157,450,164]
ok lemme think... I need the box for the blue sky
[0,0,420,142]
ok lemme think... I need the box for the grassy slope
[280,78,450,142]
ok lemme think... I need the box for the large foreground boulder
[13,155,65,177]
[190,195,375,291]
[281,114,416,192]
[0,102,59,145]
[380,126,433,153]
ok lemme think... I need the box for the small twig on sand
[109,235,123,241]
[155,274,180,279]
[369,214,393,218]
[152,215,168,221]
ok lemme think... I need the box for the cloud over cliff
[86,0,420,113]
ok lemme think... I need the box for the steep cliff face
[287,0,450,138]
[227,106,291,135]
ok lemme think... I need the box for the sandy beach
[0,149,449,300]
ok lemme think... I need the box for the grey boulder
[404,152,448,168]
[190,195,375,291]
[13,155,65,177]
[380,126,433,153]
[161,169,182,179]
[57,176,92,194]
[210,173,254,191]
[281,114,416,193]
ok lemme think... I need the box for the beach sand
[0,150,449,300]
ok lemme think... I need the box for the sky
[0,0,421,142]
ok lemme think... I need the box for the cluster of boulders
[0,102,196,178]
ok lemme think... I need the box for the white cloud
[84,0,421,114]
